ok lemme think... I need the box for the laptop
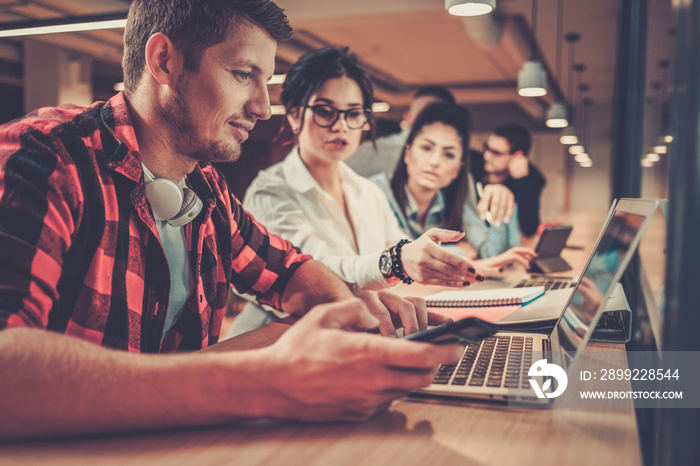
[496,202,619,328]
[498,202,638,335]
[529,224,573,274]
[411,198,659,403]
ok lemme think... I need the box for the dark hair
[122,0,293,95]
[281,46,374,133]
[413,85,456,105]
[493,123,532,155]
[390,102,472,232]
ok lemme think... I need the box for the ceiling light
[445,0,495,17]
[653,144,667,154]
[562,33,581,144]
[641,159,654,168]
[268,74,286,85]
[579,159,593,168]
[646,152,661,162]
[518,60,547,97]
[546,101,568,128]
[656,60,674,151]
[270,105,286,115]
[560,125,578,144]
[371,102,391,113]
[517,0,547,97]
[547,0,568,128]
[113,82,124,92]
[0,13,127,38]
[569,145,585,155]
[574,152,590,163]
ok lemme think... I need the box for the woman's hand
[400,228,484,287]
[472,246,537,277]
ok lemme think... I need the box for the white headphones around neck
[142,165,203,227]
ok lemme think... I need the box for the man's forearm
[280,260,355,316]
[0,328,278,439]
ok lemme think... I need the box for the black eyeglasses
[305,104,371,130]
[483,141,511,157]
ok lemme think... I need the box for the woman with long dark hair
[373,102,535,275]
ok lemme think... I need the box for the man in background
[471,124,546,238]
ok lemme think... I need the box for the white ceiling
[0,0,676,131]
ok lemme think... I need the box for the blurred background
[0,0,676,222]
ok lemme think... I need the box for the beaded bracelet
[392,239,414,285]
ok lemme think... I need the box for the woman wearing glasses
[228,47,481,336]
[372,101,535,275]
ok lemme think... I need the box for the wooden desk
[0,215,642,465]
[0,316,641,466]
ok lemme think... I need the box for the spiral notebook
[425,286,545,308]
[425,286,545,322]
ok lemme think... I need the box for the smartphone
[403,317,499,345]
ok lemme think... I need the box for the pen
[475,181,493,226]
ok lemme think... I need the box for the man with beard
[0,0,467,440]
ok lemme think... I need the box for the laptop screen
[625,200,667,351]
[550,199,658,369]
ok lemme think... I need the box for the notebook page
[424,286,545,307]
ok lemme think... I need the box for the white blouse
[242,148,408,291]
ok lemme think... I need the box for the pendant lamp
[518,61,547,97]
[445,0,496,16]
[560,125,579,145]
[546,0,568,127]
[559,33,580,143]
[517,0,547,97]
[546,101,568,128]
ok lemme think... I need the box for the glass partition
[640,0,675,198]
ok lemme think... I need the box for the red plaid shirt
[0,93,310,352]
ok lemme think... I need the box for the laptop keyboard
[516,277,575,291]
[431,336,534,389]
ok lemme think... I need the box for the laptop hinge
[542,338,552,357]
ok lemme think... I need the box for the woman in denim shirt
[372,102,535,276]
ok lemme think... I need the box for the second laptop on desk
[529,224,574,274]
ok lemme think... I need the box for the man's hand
[264,300,463,421]
[476,183,514,227]
[400,228,484,287]
[356,289,453,337]
[508,153,530,179]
